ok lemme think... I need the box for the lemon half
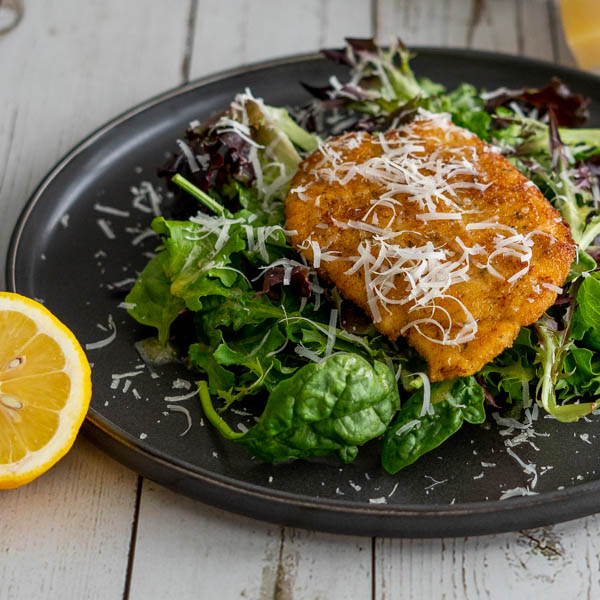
[0,292,92,488]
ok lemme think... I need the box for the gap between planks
[123,476,144,600]
[180,0,199,83]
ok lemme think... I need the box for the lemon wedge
[0,292,92,489]
[560,0,600,70]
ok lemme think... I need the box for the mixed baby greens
[126,39,600,474]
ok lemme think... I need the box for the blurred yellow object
[560,0,600,69]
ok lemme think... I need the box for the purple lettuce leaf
[485,77,590,127]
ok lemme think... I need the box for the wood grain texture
[189,0,373,79]
[3,2,600,600]
[129,482,372,600]
[548,0,577,66]
[129,482,281,599]
[516,0,554,60]
[376,0,475,46]
[271,527,372,599]
[0,438,138,600]
[373,3,600,600]
[466,0,519,53]
[374,514,600,599]
[0,0,190,289]
[376,0,560,58]
[0,2,190,599]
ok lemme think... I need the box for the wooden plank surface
[0,438,137,600]
[376,0,574,65]
[0,2,190,599]
[372,2,599,598]
[129,483,372,600]
[517,0,554,60]
[128,483,283,600]
[2,1,599,599]
[376,0,476,47]
[190,0,373,79]
[548,0,577,66]
[0,0,191,288]
[375,515,600,599]
[129,5,376,599]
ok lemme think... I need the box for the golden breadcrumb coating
[285,115,575,381]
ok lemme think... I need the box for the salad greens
[199,353,400,463]
[126,38,600,474]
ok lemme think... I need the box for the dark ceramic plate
[8,49,600,538]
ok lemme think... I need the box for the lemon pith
[0,293,92,488]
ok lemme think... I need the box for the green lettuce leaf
[125,254,185,344]
[479,328,536,407]
[561,346,600,400]
[572,273,600,349]
[427,83,492,140]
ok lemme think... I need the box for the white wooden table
[2,1,599,598]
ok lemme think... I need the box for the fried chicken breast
[284,112,575,381]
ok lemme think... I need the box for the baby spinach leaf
[381,377,485,474]
[199,353,400,463]
[212,325,289,402]
[189,321,290,400]
[213,324,286,364]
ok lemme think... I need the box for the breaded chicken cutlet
[284,111,575,381]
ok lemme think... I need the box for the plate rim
[8,47,600,537]
[8,45,598,288]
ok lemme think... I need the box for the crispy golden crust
[284,118,575,381]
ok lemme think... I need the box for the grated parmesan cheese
[499,486,538,500]
[94,203,130,218]
[86,314,117,350]
[167,404,193,436]
[130,228,156,246]
[541,282,563,294]
[325,309,338,357]
[395,419,421,436]
[413,372,433,417]
[97,218,116,240]
[176,139,200,173]
[164,389,199,403]
[294,344,322,363]
[368,497,387,504]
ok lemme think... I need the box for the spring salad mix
[125,39,600,476]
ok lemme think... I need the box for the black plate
[8,49,600,538]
